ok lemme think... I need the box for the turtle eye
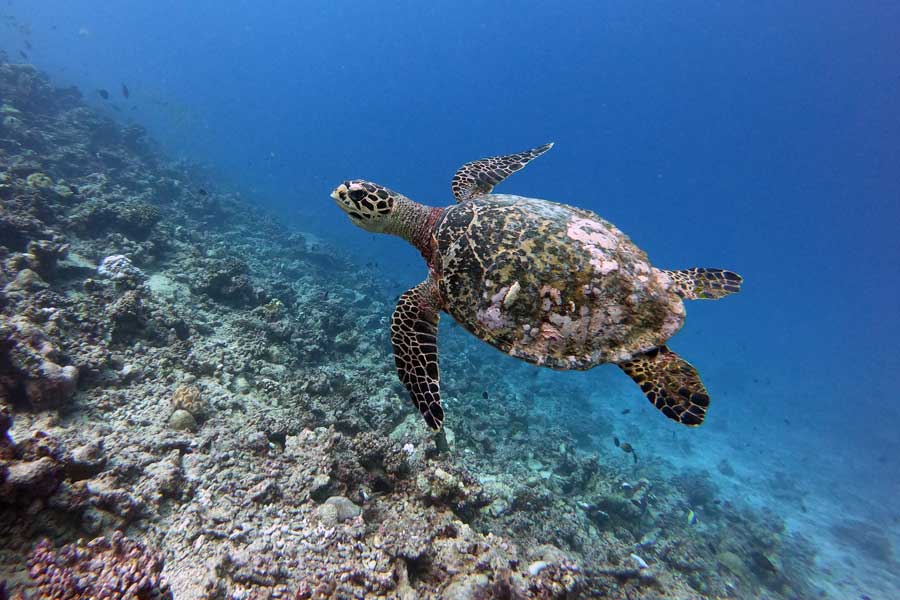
[349,189,366,202]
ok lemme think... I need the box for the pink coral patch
[567,217,620,273]
[567,218,618,250]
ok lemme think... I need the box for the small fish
[481,391,488,400]
[121,83,129,98]
[618,441,638,463]
[197,188,208,196]
[621,408,630,415]
[613,436,620,447]
[97,89,109,100]
[68,185,79,194]
[687,509,697,525]
[24,40,32,49]
[18,50,27,60]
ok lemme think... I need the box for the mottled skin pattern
[666,267,742,300]
[390,279,443,429]
[435,194,684,368]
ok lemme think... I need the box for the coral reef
[0,58,831,599]
[0,317,78,409]
[0,407,65,504]
[25,531,172,599]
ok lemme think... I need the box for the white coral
[97,254,144,281]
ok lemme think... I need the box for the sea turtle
[331,144,742,430]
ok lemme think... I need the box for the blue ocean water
[4,0,899,594]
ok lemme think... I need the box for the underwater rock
[3,268,47,293]
[107,289,145,340]
[0,63,74,113]
[64,439,106,480]
[69,198,161,240]
[717,549,748,578]
[309,473,335,503]
[0,413,68,506]
[589,491,644,524]
[25,172,52,189]
[24,240,69,278]
[167,409,196,432]
[115,199,161,237]
[316,495,362,526]
[416,464,489,522]
[248,479,279,504]
[0,206,55,252]
[1,456,61,503]
[0,407,11,454]
[26,531,173,599]
[0,316,78,409]
[192,257,260,307]
[96,253,144,284]
[2,241,70,282]
[440,574,491,600]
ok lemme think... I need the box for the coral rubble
[25,531,172,600]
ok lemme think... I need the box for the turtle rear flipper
[619,346,710,426]
[664,268,742,300]
[451,143,553,203]
[391,279,444,430]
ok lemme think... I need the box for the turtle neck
[386,197,443,266]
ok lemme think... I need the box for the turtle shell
[434,194,685,369]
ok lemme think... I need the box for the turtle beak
[330,183,348,203]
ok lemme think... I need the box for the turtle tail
[663,268,742,300]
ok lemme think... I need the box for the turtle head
[331,180,400,233]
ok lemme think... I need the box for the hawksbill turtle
[331,144,742,430]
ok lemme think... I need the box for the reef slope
[0,57,822,599]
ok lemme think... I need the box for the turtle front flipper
[619,346,710,426]
[451,143,553,203]
[391,279,444,430]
